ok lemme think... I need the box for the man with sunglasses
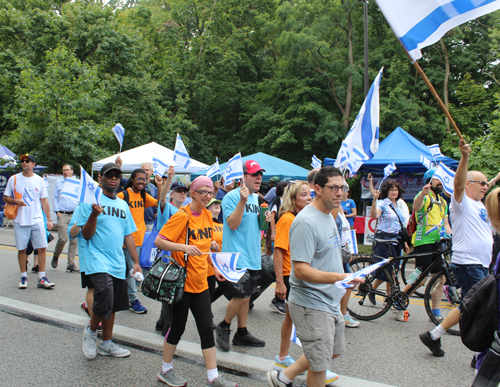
[216,160,267,352]
[420,140,493,357]
[4,154,54,290]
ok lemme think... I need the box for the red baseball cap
[243,160,266,174]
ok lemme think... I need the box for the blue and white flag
[290,324,302,347]
[79,166,102,205]
[384,163,396,178]
[335,68,382,174]
[152,157,171,177]
[61,177,80,201]
[22,187,35,207]
[420,155,435,170]
[223,153,244,186]
[173,133,192,170]
[433,162,455,195]
[375,0,500,61]
[335,258,390,289]
[311,155,322,169]
[112,123,125,150]
[206,157,220,178]
[209,252,247,283]
[428,144,445,161]
[345,230,358,255]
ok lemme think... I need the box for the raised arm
[453,139,471,204]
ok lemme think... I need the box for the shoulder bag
[389,204,412,248]
[5,175,22,220]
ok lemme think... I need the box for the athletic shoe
[368,292,376,305]
[98,341,131,357]
[232,331,265,347]
[31,265,39,273]
[207,374,237,387]
[83,326,98,359]
[80,302,90,317]
[344,314,360,328]
[325,370,340,384]
[471,355,477,369]
[419,331,445,357]
[51,256,59,269]
[18,276,28,289]
[273,355,296,371]
[88,319,103,331]
[269,298,287,315]
[429,314,444,323]
[37,276,55,289]
[66,265,80,273]
[158,368,187,386]
[216,323,231,352]
[266,370,291,387]
[394,309,409,322]
[129,299,147,314]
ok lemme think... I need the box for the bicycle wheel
[347,257,395,321]
[423,270,461,336]
[400,259,425,298]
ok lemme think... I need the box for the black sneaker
[216,323,231,352]
[419,331,444,357]
[31,265,39,273]
[51,256,59,269]
[66,265,80,273]
[232,331,265,347]
[269,298,287,315]
[368,292,376,305]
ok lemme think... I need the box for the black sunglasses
[245,171,263,177]
[21,159,32,163]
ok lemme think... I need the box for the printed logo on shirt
[479,208,488,222]
[188,227,213,240]
[214,224,223,233]
[128,200,145,209]
[101,206,127,219]
[245,203,259,213]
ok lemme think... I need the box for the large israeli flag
[61,178,81,201]
[311,155,322,169]
[223,153,244,186]
[79,167,102,206]
[206,157,220,178]
[173,133,192,169]
[335,68,382,174]
[375,0,500,61]
[112,123,125,150]
[433,162,456,195]
[152,157,171,177]
[428,144,445,161]
[209,252,247,283]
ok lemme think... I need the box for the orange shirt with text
[274,212,295,276]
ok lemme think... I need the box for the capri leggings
[165,289,215,349]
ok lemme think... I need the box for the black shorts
[226,269,261,298]
[90,273,129,319]
[81,272,93,289]
[414,243,441,274]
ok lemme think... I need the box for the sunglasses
[21,159,32,163]
[245,171,263,177]
[104,172,121,179]
[469,180,488,187]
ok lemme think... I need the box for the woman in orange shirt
[154,176,235,387]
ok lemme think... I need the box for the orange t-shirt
[274,212,295,276]
[159,205,215,294]
[117,188,157,246]
[208,219,223,277]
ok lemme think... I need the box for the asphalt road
[0,228,477,387]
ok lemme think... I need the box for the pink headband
[190,176,214,193]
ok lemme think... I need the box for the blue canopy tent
[324,127,458,174]
[0,145,15,158]
[192,152,309,182]
[0,145,47,173]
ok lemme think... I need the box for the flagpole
[239,152,246,187]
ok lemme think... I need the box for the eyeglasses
[324,184,349,193]
[245,171,263,177]
[195,190,215,197]
[21,159,31,163]
[389,187,399,192]
[469,180,488,187]
[135,178,147,183]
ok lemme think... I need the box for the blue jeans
[450,263,488,300]
[124,246,142,303]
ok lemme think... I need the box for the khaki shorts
[288,302,346,372]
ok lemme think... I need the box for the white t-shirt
[450,193,493,267]
[397,198,410,227]
[4,173,47,226]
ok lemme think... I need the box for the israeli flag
[311,155,322,169]
[335,258,390,289]
[428,144,445,161]
[375,0,500,61]
[223,153,244,186]
[420,155,435,170]
[22,187,35,207]
[152,157,171,177]
[384,163,396,178]
[61,178,80,200]
[346,230,358,255]
[335,68,382,173]
[206,157,220,178]
[112,123,125,150]
[173,133,192,169]
[79,166,102,206]
[209,252,247,283]
[290,324,302,347]
[433,162,455,195]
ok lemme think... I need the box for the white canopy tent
[91,142,209,174]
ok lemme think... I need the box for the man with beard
[401,166,452,322]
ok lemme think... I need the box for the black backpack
[460,273,499,352]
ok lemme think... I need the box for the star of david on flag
[206,157,221,179]
[223,153,244,186]
[173,133,192,170]
[79,166,102,205]
[209,252,246,282]
[311,155,322,169]
[433,162,455,195]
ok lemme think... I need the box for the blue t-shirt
[157,202,178,229]
[144,183,158,225]
[68,206,87,273]
[216,188,228,222]
[76,195,137,279]
[341,199,356,226]
[222,188,261,270]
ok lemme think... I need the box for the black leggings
[165,289,215,349]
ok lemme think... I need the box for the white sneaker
[83,326,97,359]
[394,309,409,322]
[344,314,360,328]
[98,341,131,357]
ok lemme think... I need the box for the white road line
[0,296,396,387]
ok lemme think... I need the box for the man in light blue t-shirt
[216,160,266,352]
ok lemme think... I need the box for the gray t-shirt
[289,204,344,315]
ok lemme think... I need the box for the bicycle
[347,237,462,335]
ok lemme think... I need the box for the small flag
[335,258,390,289]
[152,157,171,177]
[345,230,358,255]
[22,187,35,207]
[428,144,444,161]
[173,133,192,169]
[433,162,455,195]
[61,177,80,200]
[223,153,244,186]
[79,166,102,205]
[420,155,435,170]
[206,157,220,178]
[112,123,125,150]
[383,163,396,178]
[209,252,247,283]
[290,324,302,347]
[311,155,322,169]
